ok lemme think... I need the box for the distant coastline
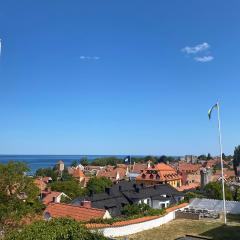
[0,154,181,175]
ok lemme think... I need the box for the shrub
[5,218,107,240]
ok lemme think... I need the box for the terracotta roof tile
[44,203,106,221]
[42,191,62,205]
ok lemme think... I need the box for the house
[84,165,105,175]
[96,166,129,182]
[177,163,201,186]
[212,169,235,182]
[72,181,184,217]
[34,178,47,191]
[44,202,111,221]
[136,163,182,188]
[55,160,64,171]
[41,189,69,205]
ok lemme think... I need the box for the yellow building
[136,163,182,188]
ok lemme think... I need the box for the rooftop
[44,203,106,222]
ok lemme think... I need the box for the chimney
[53,196,57,202]
[89,190,94,196]
[147,161,151,169]
[105,187,112,195]
[135,187,140,193]
[81,200,91,208]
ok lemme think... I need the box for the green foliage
[71,160,79,167]
[91,156,123,166]
[49,180,85,199]
[5,218,107,240]
[86,177,112,194]
[235,187,240,201]
[131,156,158,164]
[36,166,73,181]
[233,145,240,175]
[198,154,207,160]
[184,191,203,202]
[207,153,212,160]
[80,157,89,166]
[35,167,58,181]
[121,203,165,217]
[158,155,174,163]
[204,182,233,200]
[0,161,44,227]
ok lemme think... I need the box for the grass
[120,216,240,240]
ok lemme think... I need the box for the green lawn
[121,217,240,240]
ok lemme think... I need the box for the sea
[0,155,127,175]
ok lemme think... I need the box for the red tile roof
[42,191,62,205]
[136,163,181,182]
[44,203,106,222]
[177,183,200,192]
[178,163,201,173]
[97,167,127,181]
[72,168,85,178]
[34,179,47,191]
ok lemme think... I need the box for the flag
[208,103,218,119]
[124,156,131,164]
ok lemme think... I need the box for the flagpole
[217,101,227,224]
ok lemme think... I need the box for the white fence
[92,205,187,237]
[189,198,240,214]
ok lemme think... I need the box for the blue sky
[0,0,240,155]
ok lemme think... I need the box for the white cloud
[182,42,210,54]
[194,56,214,62]
[80,56,100,60]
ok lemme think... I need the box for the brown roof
[97,167,127,181]
[131,163,148,173]
[42,191,62,205]
[44,203,106,222]
[136,163,181,182]
[34,179,47,191]
[178,163,201,173]
[177,183,199,192]
[72,168,85,178]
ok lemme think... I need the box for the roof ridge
[49,203,106,212]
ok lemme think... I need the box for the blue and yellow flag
[208,103,218,119]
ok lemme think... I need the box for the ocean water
[0,155,126,175]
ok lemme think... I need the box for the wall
[92,205,187,237]
[190,198,240,214]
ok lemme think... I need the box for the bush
[49,180,85,199]
[122,203,165,217]
[5,218,107,240]
[86,177,112,194]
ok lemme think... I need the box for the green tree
[35,167,58,181]
[5,218,107,240]
[158,155,174,163]
[0,161,44,227]
[86,177,112,194]
[49,180,85,199]
[71,160,79,167]
[207,153,212,160]
[198,154,207,160]
[80,157,89,166]
[204,182,233,200]
[233,145,240,175]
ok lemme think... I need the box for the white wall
[92,206,187,237]
[152,200,170,209]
